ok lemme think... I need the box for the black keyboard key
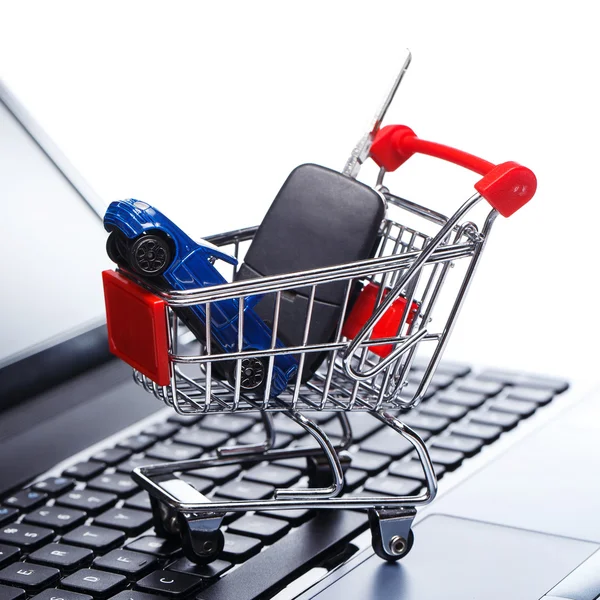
[347,413,386,441]
[88,474,138,497]
[349,451,391,475]
[117,458,165,475]
[201,415,255,436]
[236,431,293,449]
[124,492,152,512]
[0,562,59,592]
[0,509,18,527]
[24,506,86,534]
[62,526,125,553]
[451,422,502,443]
[0,583,25,600]
[178,475,213,495]
[146,443,202,462]
[93,549,157,578]
[168,557,231,579]
[431,435,484,456]
[343,468,368,491]
[389,459,446,480]
[436,390,487,409]
[271,414,306,438]
[321,414,383,443]
[243,464,301,487]
[397,381,437,401]
[110,593,164,600]
[29,543,93,572]
[221,533,262,562]
[188,464,241,484]
[136,569,203,597]
[293,434,342,451]
[408,371,454,389]
[64,462,106,481]
[360,428,414,459]
[256,508,313,526]
[427,447,464,469]
[92,448,132,466]
[401,413,450,434]
[471,409,520,430]
[0,524,54,550]
[173,429,229,451]
[456,378,504,396]
[476,369,568,392]
[118,435,155,453]
[413,360,470,378]
[196,511,366,600]
[33,477,75,496]
[228,514,290,543]
[62,568,126,597]
[364,476,421,497]
[420,401,469,421]
[302,411,335,425]
[95,508,152,537]
[167,413,203,426]
[272,457,308,471]
[216,480,274,501]
[56,490,117,516]
[505,386,554,405]
[126,536,180,558]
[3,490,48,511]
[0,545,19,569]
[30,590,93,600]
[141,423,179,440]
[488,397,537,417]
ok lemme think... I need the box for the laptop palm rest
[309,515,597,600]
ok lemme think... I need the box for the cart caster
[307,450,352,489]
[179,513,225,565]
[369,507,416,561]
[150,497,181,539]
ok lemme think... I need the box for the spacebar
[196,511,368,600]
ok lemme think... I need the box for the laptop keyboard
[0,362,568,600]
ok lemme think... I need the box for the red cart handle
[370,124,536,217]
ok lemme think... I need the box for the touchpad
[311,515,598,600]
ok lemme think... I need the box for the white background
[0,0,597,382]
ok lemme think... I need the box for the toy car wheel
[239,356,267,391]
[129,233,172,276]
[106,230,128,266]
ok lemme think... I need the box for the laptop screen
[0,93,112,370]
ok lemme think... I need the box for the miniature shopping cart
[102,53,536,563]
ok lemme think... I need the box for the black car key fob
[236,163,385,379]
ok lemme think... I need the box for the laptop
[0,79,598,600]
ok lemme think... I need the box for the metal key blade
[343,49,412,179]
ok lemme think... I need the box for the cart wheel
[307,450,352,488]
[129,233,172,277]
[150,498,180,539]
[106,230,128,267]
[179,517,225,565]
[370,520,414,561]
[238,356,267,391]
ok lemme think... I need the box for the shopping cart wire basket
[102,54,536,563]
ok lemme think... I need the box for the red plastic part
[342,282,419,358]
[474,161,537,217]
[102,269,170,386]
[369,124,536,217]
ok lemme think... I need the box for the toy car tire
[106,230,128,267]
[225,354,268,392]
[129,233,172,277]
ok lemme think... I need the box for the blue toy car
[103,199,298,396]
